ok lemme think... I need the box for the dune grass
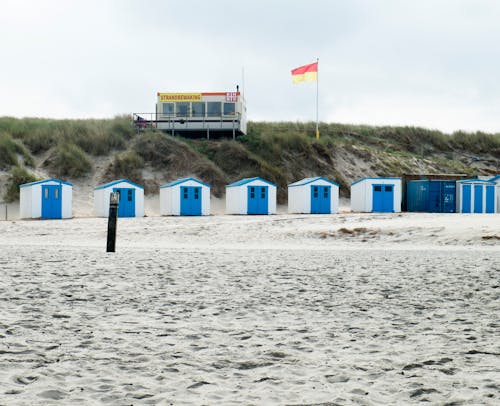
[3,166,38,202]
[0,116,498,201]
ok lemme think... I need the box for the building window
[162,103,174,116]
[207,102,222,117]
[191,102,206,117]
[176,102,189,117]
[224,102,235,115]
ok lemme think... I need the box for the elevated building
[134,89,246,138]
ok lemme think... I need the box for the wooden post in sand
[106,192,119,252]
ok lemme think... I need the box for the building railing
[132,112,241,129]
[132,112,244,139]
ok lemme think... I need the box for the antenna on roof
[241,66,245,97]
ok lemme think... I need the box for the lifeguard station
[133,88,246,139]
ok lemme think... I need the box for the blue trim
[160,177,210,188]
[488,175,500,183]
[288,177,339,187]
[94,179,144,190]
[20,178,73,188]
[226,177,276,188]
[351,177,401,186]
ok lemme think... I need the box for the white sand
[0,208,499,405]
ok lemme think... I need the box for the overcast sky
[2,0,500,133]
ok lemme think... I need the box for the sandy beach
[0,209,499,405]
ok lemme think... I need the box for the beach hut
[489,175,500,212]
[288,177,339,214]
[160,177,210,216]
[456,179,497,213]
[226,177,276,215]
[94,179,144,217]
[19,178,73,219]
[406,180,457,213]
[350,177,402,213]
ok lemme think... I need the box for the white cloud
[1,0,500,133]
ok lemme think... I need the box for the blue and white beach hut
[350,177,402,213]
[489,175,500,212]
[94,179,144,217]
[19,178,73,219]
[456,179,496,213]
[288,177,339,214]
[226,177,276,215]
[160,177,210,216]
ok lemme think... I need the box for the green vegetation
[0,116,498,201]
[0,132,34,169]
[106,151,144,184]
[3,166,38,202]
[0,116,134,155]
[44,143,92,178]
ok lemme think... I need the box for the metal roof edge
[226,177,277,187]
[160,177,210,188]
[94,179,144,190]
[19,178,73,188]
[288,177,339,187]
[351,177,401,186]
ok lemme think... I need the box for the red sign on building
[226,92,238,102]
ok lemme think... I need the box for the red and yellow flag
[291,62,318,84]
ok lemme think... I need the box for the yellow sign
[158,93,202,102]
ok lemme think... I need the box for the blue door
[372,184,394,212]
[407,181,428,212]
[311,185,331,214]
[461,184,471,213]
[485,185,495,213]
[441,181,456,213]
[41,185,62,219]
[247,186,268,214]
[113,188,135,217]
[428,181,441,212]
[473,184,483,213]
[180,186,202,215]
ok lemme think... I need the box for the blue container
[407,180,456,213]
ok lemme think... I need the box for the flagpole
[315,58,319,139]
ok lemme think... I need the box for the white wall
[94,181,144,217]
[497,185,500,213]
[19,186,33,218]
[160,187,173,215]
[61,183,73,218]
[350,178,401,213]
[288,186,307,213]
[331,185,340,213]
[226,186,246,214]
